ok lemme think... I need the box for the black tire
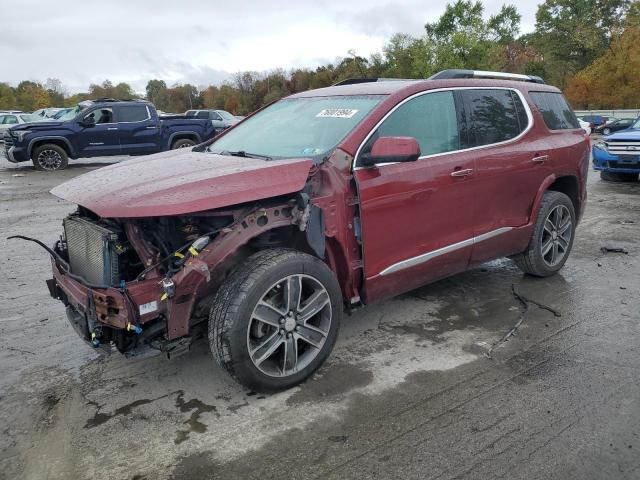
[171,138,196,150]
[209,248,342,392]
[600,171,639,182]
[513,191,576,277]
[31,143,69,171]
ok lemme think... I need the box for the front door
[354,90,475,302]
[77,107,120,157]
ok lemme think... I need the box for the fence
[574,109,640,119]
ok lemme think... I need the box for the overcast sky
[1,0,539,94]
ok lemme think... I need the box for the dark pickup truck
[3,99,217,171]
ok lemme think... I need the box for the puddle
[174,391,219,444]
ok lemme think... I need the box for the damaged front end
[41,196,318,357]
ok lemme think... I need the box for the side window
[195,111,209,119]
[117,105,149,122]
[211,112,223,121]
[360,91,459,160]
[4,115,18,124]
[529,92,580,130]
[85,108,113,124]
[461,89,525,147]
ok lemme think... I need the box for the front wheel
[171,138,196,150]
[513,191,576,277]
[31,144,69,171]
[209,249,342,392]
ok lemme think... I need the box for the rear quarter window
[117,105,150,122]
[529,92,580,130]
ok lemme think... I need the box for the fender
[28,136,76,158]
[528,173,556,226]
[164,204,301,339]
[167,131,201,148]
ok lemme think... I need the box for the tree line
[1,0,638,115]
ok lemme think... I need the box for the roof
[289,78,561,99]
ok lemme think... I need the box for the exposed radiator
[63,216,121,286]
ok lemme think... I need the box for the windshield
[19,114,41,122]
[217,110,235,120]
[56,106,82,121]
[52,109,70,119]
[208,95,384,159]
[632,118,640,129]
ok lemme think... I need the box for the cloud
[0,0,538,94]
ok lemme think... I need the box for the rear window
[460,89,528,147]
[530,92,580,130]
[117,105,149,122]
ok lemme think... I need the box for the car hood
[10,120,65,131]
[605,128,640,140]
[51,150,312,218]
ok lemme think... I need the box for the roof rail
[333,77,419,86]
[90,98,146,103]
[429,69,545,84]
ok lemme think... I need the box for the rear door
[76,107,120,157]
[114,104,161,155]
[354,90,475,302]
[455,88,548,265]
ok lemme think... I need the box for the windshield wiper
[219,150,273,161]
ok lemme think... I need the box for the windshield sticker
[316,108,359,118]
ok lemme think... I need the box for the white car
[578,118,591,135]
[0,113,45,140]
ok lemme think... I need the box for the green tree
[534,0,632,86]
[422,1,521,75]
[0,83,17,110]
[146,79,167,107]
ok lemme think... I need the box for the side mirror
[80,116,95,128]
[360,136,421,167]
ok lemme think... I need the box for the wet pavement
[0,154,638,480]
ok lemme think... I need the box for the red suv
[35,69,589,391]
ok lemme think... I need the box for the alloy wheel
[541,204,572,267]
[37,149,63,170]
[247,274,332,377]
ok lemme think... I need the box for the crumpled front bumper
[592,146,640,173]
[49,258,165,340]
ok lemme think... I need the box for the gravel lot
[0,153,639,480]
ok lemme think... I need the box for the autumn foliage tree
[565,13,640,108]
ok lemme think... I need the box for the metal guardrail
[574,109,640,119]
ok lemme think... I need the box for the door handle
[107,127,118,131]
[146,126,159,129]
[532,155,549,163]
[450,168,473,177]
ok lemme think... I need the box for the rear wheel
[209,248,342,392]
[513,191,576,277]
[171,138,196,149]
[600,171,639,182]
[31,144,68,171]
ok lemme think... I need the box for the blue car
[3,99,217,171]
[592,118,640,182]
